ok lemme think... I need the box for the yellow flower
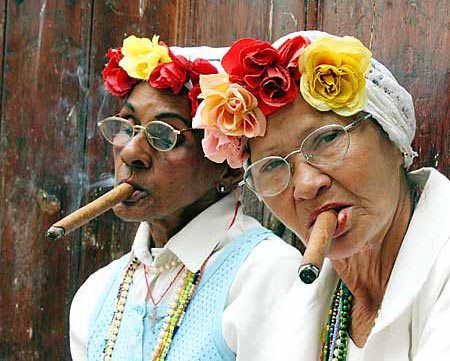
[119,35,172,80]
[193,74,266,138]
[298,36,372,116]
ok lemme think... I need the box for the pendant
[148,306,164,332]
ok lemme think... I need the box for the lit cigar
[298,210,338,284]
[46,183,134,240]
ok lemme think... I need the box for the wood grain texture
[0,0,448,359]
[0,0,93,358]
[319,0,450,174]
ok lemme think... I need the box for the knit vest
[87,226,272,360]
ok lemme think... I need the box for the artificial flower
[298,36,372,116]
[201,129,248,168]
[188,58,218,84]
[221,37,309,116]
[102,48,139,98]
[149,55,189,94]
[188,84,202,117]
[222,39,279,82]
[277,35,311,80]
[119,35,172,80]
[193,73,266,138]
[257,65,298,115]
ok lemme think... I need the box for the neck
[148,190,225,248]
[332,177,414,346]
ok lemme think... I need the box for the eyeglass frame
[239,113,372,197]
[97,116,199,152]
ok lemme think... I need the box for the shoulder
[229,231,301,299]
[69,254,130,360]
[70,254,129,322]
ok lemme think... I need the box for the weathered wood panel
[319,0,450,174]
[0,0,448,359]
[0,0,93,359]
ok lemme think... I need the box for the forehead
[123,82,191,125]
[249,94,345,159]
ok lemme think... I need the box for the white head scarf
[273,31,417,168]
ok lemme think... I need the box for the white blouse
[70,190,301,361]
[266,168,450,360]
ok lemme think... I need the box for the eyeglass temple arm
[344,113,372,132]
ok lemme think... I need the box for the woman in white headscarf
[193,30,450,360]
[69,35,301,361]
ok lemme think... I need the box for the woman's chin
[112,202,150,222]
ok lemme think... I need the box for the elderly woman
[193,31,450,359]
[69,35,300,361]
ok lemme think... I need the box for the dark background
[0,0,448,359]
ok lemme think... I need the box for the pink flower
[193,73,266,138]
[202,129,248,168]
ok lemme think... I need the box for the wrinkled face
[249,95,404,260]
[112,82,225,223]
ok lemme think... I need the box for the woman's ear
[216,166,244,193]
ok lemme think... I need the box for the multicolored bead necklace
[102,257,141,361]
[101,256,207,361]
[151,264,205,361]
[321,280,353,361]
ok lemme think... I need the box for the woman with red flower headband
[69,35,301,361]
[194,30,450,360]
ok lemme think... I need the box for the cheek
[263,191,308,239]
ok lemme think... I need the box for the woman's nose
[117,132,153,169]
[290,157,332,201]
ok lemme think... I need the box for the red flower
[188,84,202,117]
[222,39,279,82]
[188,58,218,85]
[277,35,310,80]
[257,66,298,115]
[222,38,304,115]
[149,55,189,94]
[102,48,138,98]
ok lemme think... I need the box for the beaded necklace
[101,256,207,361]
[144,263,186,331]
[102,199,241,360]
[102,257,141,361]
[321,280,353,361]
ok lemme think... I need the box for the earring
[218,184,226,193]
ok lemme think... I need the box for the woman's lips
[333,206,351,238]
[122,189,148,204]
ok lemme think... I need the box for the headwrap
[101,34,228,118]
[273,31,417,168]
[193,30,417,168]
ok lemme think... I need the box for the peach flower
[193,74,266,138]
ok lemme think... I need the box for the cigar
[46,183,134,240]
[298,210,338,284]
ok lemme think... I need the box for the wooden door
[0,0,448,359]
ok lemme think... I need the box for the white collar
[372,167,450,333]
[127,190,242,273]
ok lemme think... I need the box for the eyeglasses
[240,113,372,197]
[97,116,197,152]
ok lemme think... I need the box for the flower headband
[101,35,219,116]
[192,34,373,168]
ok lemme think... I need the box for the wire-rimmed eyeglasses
[240,113,372,197]
[97,116,198,152]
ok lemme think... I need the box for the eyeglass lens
[99,117,178,151]
[246,125,350,196]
